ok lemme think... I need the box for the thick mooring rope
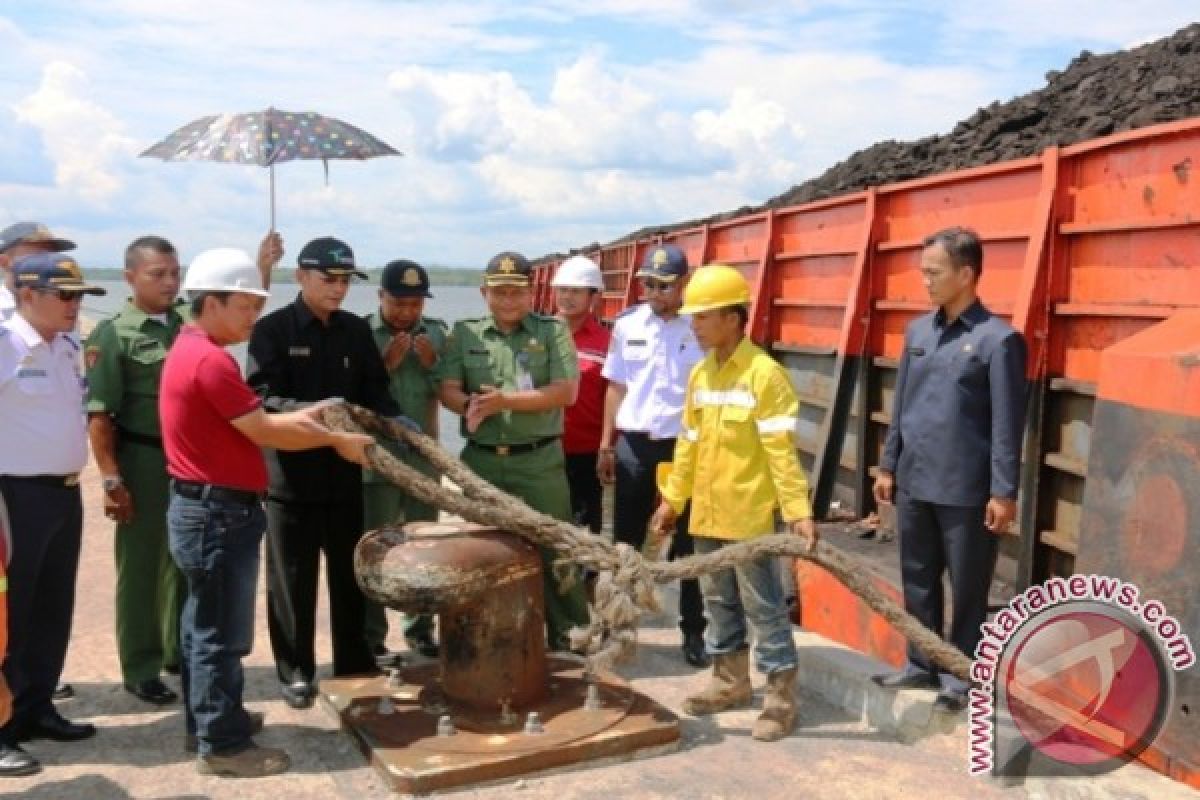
[322,403,973,682]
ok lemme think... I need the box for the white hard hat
[551,255,604,291]
[183,248,269,297]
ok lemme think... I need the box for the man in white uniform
[0,253,106,777]
[597,244,709,667]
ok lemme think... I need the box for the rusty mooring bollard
[355,521,548,709]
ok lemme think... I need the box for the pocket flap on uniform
[130,342,167,364]
[464,353,492,369]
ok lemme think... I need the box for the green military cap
[483,251,531,287]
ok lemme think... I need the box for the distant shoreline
[85,266,484,287]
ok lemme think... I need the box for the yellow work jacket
[661,336,812,540]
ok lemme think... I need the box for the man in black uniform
[246,236,400,709]
[872,227,1027,712]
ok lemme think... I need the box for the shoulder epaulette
[614,305,639,319]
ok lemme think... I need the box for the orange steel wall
[534,117,1200,565]
[535,117,1200,786]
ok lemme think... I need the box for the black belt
[118,427,163,449]
[622,431,677,443]
[1,473,80,488]
[469,435,559,457]
[171,479,264,505]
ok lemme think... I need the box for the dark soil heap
[603,22,1200,247]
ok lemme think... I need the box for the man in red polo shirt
[552,256,611,537]
[160,248,371,779]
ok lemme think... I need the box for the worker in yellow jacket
[651,264,817,742]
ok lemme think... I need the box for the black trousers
[0,478,82,742]
[265,498,374,684]
[896,487,998,689]
[613,433,705,636]
[565,451,604,534]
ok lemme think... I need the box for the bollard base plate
[320,656,680,794]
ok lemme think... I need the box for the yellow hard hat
[679,264,751,314]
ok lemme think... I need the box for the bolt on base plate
[320,655,680,794]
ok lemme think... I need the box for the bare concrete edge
[792,631,963,744]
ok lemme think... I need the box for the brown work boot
[196,743,290,778]
[186,710,265,753]
[682,649,752,715]
[752,667,798,742]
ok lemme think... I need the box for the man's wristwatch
[102,475,124,492]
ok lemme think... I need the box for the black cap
[296,236,367,279]
[483,251,531,287]
[635,243,688,282]
[0,221,75,254]
[381,259,432,298]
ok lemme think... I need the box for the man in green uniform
[362,259,446,661]
[86,233,280,705]
[438,251,589,650]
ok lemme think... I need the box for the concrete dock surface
[2,459,1192,800]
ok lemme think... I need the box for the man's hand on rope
[790,517,819,553]
[648,500,677,558]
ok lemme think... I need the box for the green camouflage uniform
[84,298,187,684]
[362,312,447,647]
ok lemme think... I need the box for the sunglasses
[641,280,675,292]
[36,288,85,302]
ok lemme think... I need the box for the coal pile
[764,22,1200,208]
[604,22,1200,248]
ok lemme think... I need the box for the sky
[0,2,1196,269]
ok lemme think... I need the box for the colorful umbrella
[140,107,402,228]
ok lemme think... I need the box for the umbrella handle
[269,163,276,231]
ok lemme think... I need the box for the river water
[82,280,488,454]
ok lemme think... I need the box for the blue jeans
[694,537,798,675]
[167,492,265,756]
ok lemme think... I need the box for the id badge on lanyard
[516,351,534,391]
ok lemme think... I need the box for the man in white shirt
[0,253,106,777]
[0,223,76,325]
[598,244,709,667]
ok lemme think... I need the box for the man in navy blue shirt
[872,227,1027,712]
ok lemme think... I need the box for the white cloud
[387,51,818,223]
[12,61,136,202]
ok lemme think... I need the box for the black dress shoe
[162,663,182,676]
[281,680,315,710]
[0,744,40,777]
[933,688,967,713]
[51,683,74,701]
[681,633,711,668]
[125,678,178,705]
[405,632,440,659]
[871,670,939,690]
[24,710,96,741]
